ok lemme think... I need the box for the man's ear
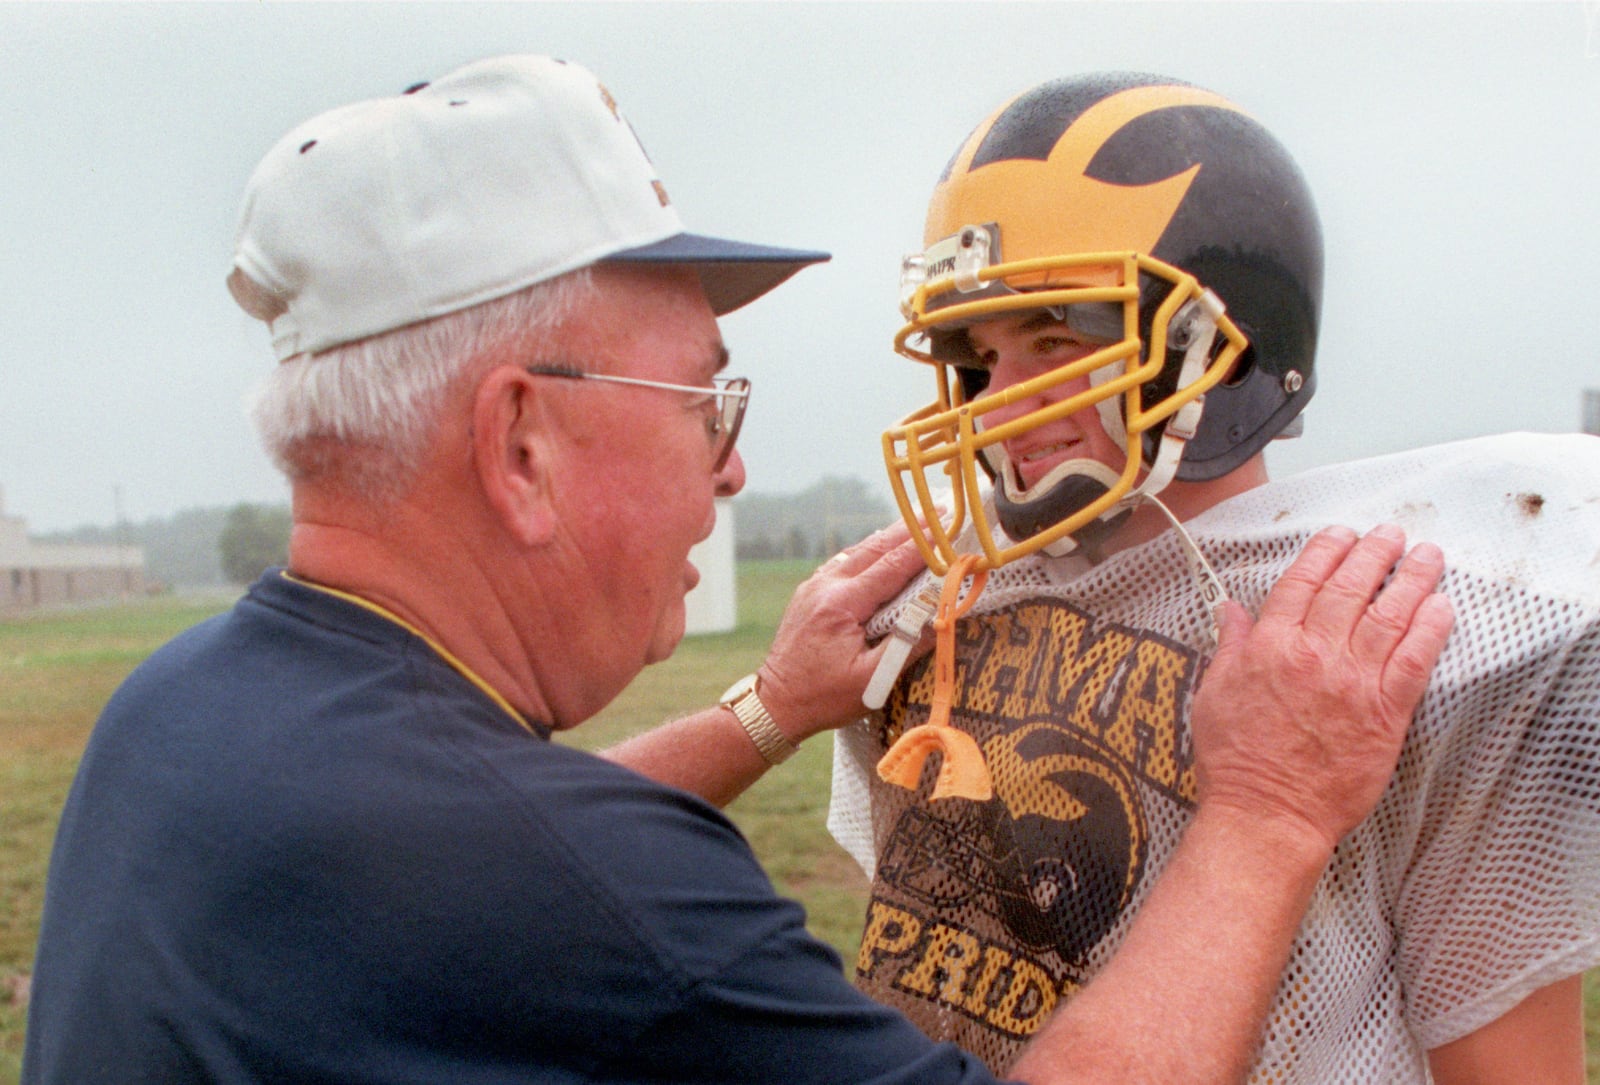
[471,367,559,547]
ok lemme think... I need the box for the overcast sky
[2,1,1596,533]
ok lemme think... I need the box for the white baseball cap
[228,55,829,360]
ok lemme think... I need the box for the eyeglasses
[524,364,750,472]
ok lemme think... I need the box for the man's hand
[756,520,929,742]
[1010,524,1454,1085]
[602,520,926,805]
[1193,523,1455,850]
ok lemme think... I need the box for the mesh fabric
[829,432,1600,1081]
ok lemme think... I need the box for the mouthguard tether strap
[875,553,992,801]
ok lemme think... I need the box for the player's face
[963,310,1123,491]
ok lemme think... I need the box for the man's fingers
[1298,524,1408,641]
[1191,526,1454,852]
[1379,590,1455,718]
[1255,525,1360,626]
[822,519,914,577]
[805,519,929,624]
[1347,541,1447,665]
[1207,599,1254,666]
[823,520,925,591]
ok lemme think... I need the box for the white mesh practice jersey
[829,432,1600,1082]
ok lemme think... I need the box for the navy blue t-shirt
[25,573,1000,1084]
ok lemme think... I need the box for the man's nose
[714,446,747,498]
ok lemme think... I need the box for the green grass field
[2,569,1597,1082]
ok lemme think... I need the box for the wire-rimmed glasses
[524,364,750,471]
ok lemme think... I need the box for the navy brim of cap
[605,233,830,316]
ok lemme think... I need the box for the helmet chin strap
[992,456,1128,560]
[1113,289,1232,645]
[1128,489,1230,648]
[1126,289,1227,503]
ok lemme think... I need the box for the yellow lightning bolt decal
[926,85,1248,266]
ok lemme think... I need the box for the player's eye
[1034,335,1094,356]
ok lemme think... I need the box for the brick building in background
[0,488,146,615]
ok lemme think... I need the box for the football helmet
[885,73,1322,573]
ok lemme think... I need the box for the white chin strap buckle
[1134,290,1224,500]
[863,587,939,710]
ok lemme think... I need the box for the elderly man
[24,56,1452,1085]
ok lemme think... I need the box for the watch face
[721,673,757,705]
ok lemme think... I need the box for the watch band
[719,673,798,766]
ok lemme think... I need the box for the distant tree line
[732,476,893,560]
[36,476,893,588]
[218,504,291,584]
[38,502,291,588]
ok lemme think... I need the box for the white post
[684,498,737,635]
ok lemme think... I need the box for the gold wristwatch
[719,673,798,766]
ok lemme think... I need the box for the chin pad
[993,455,1128,548]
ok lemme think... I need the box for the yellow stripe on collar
[281,572,538,736]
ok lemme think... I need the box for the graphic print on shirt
[854,597,1202,1046]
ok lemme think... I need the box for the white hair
[250,269,595,503]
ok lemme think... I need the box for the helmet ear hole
[1220,342,1255,388]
